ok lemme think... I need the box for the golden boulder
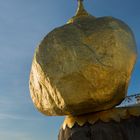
[29,1,137,116]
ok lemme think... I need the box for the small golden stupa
[29,0,137,117]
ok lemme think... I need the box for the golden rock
[29,0,137,116]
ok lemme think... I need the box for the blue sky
[0,0,139,140]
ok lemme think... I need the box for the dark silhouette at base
[59,117,140,140]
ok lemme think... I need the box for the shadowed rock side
[58,116,140,140]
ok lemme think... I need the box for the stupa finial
[75,0,89,17]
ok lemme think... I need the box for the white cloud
[0,131,32,140]
[0,112,42,121]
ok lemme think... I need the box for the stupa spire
[75,0,89,17]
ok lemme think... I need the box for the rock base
[59,116,140,140]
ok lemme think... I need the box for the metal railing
[117,93,140,107]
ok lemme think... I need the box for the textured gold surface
[62,106,140,129]
[29,0,137,116]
